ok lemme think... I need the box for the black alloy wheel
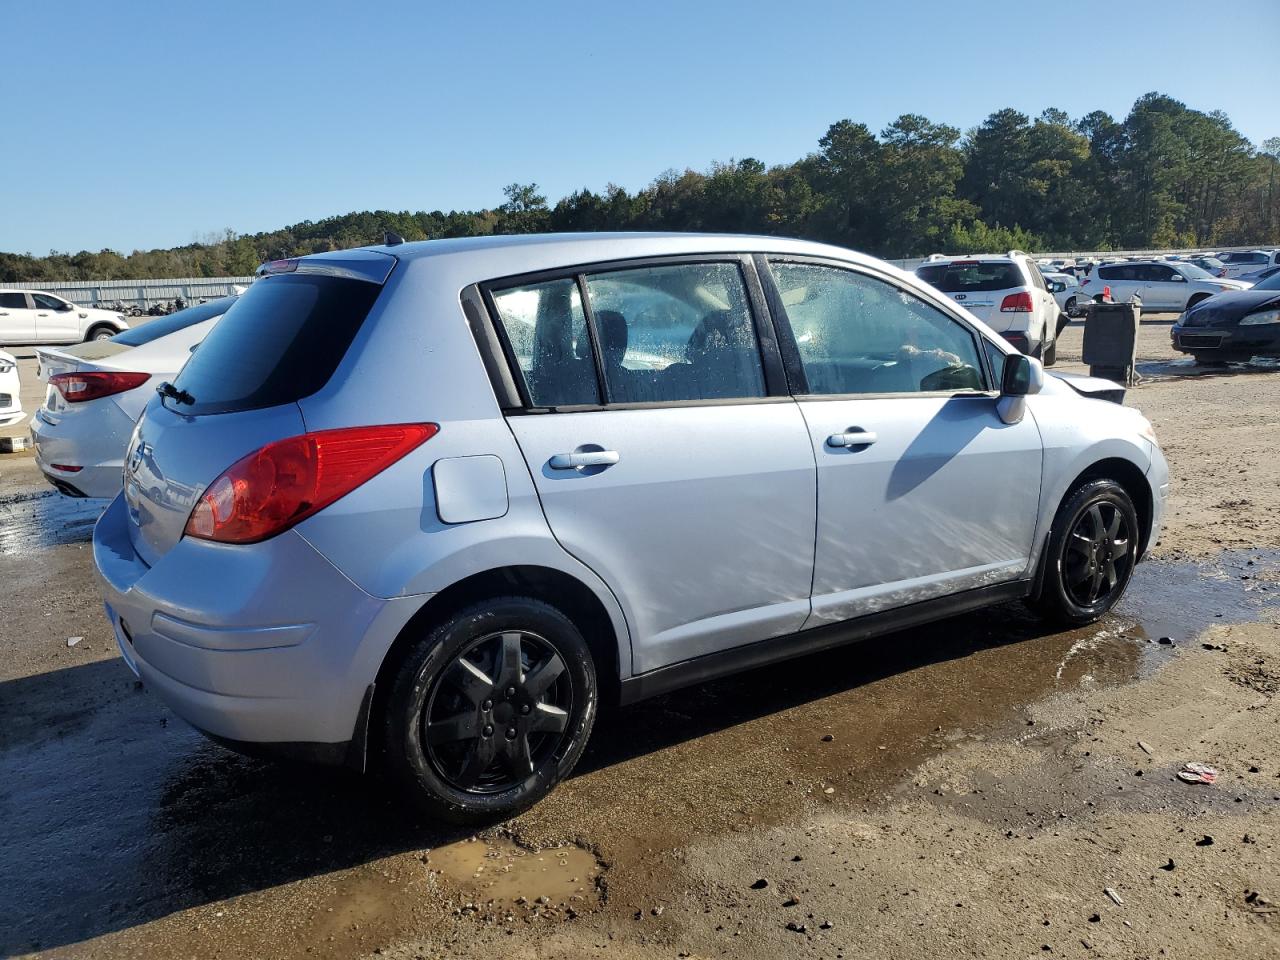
[1061,500,1133,610]
[383,597,597,824]
[423,630,572,793]
[1034,479,1140,625]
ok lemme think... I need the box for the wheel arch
[83,321,120,341]
[1063,456,1153,557]
[369,565,625,752]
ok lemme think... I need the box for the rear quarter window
[916,262,1024,293]
[170,274,382,415]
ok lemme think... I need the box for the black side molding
[618,579,1033,705]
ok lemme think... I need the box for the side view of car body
[93,234,1167,823]
[1042,271,1088,318]
[914,251,1062,363]
[1219,250,1280,279]
[1082,260,1250,312]
[1171,269,1280,363]
[31,298,234,497]
[0,350,22,427]
[0,290,129,345]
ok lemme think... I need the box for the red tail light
[50,371,150,403]
[999,292,1034,313]
[184,423,439,544]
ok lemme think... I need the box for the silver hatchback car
[94,233,1168,822]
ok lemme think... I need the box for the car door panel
[763,259,1044,629]
[507,404,817,672]
[797,395,1042,626]
[488,259,818,676]
[32,294,79,342]
[0,293,37,343]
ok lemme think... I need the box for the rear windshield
[170,273,382,415]
[916,261,1024,293]
[110,297,235,347]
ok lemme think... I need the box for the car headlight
[1134,414,1159,445]
[1241,308,1280,326]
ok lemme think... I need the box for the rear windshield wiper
[156,381,195,405]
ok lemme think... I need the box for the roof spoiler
[257,249,397,285]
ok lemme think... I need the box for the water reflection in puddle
[0,489,105,555]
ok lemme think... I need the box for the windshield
[109,298,235,347]
[916,261,1023,293]
[1256,272,1280,292]
[1177,264,1215,281]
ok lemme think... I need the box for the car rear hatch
[914,260,1026,331]
[120,250,396,566]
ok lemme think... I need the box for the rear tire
[382,597,597,825]
[1034,479,1139,626]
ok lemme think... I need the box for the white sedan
[30,298,234,497]
[0,350,22,426]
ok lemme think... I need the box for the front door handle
[827,429,878,449]
[549,450,620,470]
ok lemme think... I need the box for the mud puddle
[1138,355,1280,380]
[426,836,602,906]
[0,489,105,555]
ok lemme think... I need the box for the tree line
[4,92,1277,283]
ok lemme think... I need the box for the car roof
[323,232,886,280]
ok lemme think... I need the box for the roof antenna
[383,229,404,246]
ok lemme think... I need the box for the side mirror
[998,354,1043,425]
[1172,274,1186,282]
[59,301,74,311]
[1047,280,1064,293]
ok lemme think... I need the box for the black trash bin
[1082,301,1140,384]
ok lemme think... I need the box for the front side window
[771,262,986,396]
[583,262,765,403]
[32,294,67,310]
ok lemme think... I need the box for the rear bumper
[30,402,132,498]
[92,494,427,761]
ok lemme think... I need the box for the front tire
[86,325,117,342]
[382,597,597,824]
[1034,479,1139,626]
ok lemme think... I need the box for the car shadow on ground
[1138,355,1280,380]
[1,595,1082,955]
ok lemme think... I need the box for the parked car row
[82,232,1167,822]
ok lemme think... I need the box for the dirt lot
[1,318,1277,959]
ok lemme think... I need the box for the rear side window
[171,274,381,415]
[0,292,26,309]
[111,298,233,347]
[916,261,1023,293]
[491,279,598,407]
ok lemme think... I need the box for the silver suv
[93,234,1168,822]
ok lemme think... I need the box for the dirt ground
[1,317,1277,959]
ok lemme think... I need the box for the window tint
[491,278,599,407]
[111,297,234,347]
[0,293,26,309]
[584,262,764,403]
[916,261,1023,293]
[772,263,986,395]
[171,273,381,415]
[32,294,66,310]
[1026,262,1047,290]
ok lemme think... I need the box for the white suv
[1081,261,1249,312]
[915,251,1062,364]
[0,290,128,346]
[1219,250,1280,279]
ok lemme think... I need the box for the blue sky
[4,0,1277,255]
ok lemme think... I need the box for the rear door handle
[827,430,878,449]
[549,450,619,470]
